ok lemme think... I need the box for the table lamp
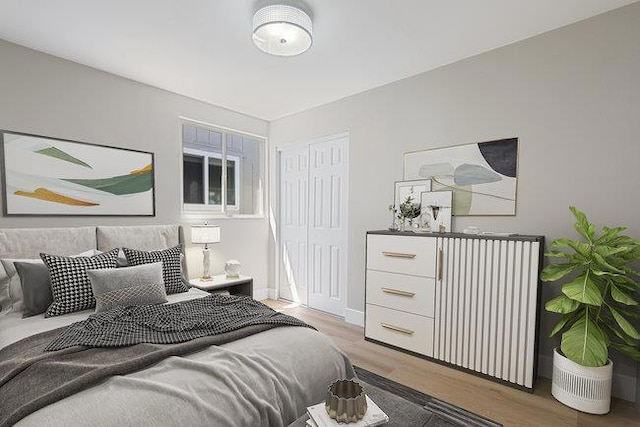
[190,224,220,281]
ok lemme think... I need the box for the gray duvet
[13,326,354,426]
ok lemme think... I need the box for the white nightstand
[189,275,253,297]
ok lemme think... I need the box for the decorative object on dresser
[404,137,518,216]
[365,230,544,392]
[419,190,452,232]
[189,274,253,298]
[392,180,430,231]
[0,130,155,216]
[541,207,640,414]
[224,259,241,278]
[190,223,221,281]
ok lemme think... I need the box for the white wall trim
[345,308,364,327]
[538,355,636,402]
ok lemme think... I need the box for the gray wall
[0,38,271,297]
[269,3,640,400]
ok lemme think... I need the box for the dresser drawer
[365,304,434,356]
[366,270,435,317]
[366,234,436,277]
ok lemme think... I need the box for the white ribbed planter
[551,348,613,414]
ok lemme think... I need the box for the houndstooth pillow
[41,249,119,317]
[122,246,188,294]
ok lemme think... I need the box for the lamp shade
[191,225,220,244]
[252,4,312,56]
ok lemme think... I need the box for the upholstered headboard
[0,225,188,282]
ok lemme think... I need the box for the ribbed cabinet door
[434,236,540,389]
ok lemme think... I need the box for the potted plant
[541,206,640,414]
[394,196,421,231]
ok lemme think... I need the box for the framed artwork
[404,138,518,216]
[420,191,453,233]
[394,179,431,212]
[0,130,155,216]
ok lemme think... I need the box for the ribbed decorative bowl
[325,379,367,423]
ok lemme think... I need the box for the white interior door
[278,144,309,305]
[278,134,349,317]
[307,136,349,316]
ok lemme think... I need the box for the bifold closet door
[278,145,309,305]
[278,135,349,317]
[307,137,348,317]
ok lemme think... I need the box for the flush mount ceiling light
[252,4,313,57]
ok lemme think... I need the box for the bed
[0,225,354,427]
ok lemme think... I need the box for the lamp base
[199,275,213,282]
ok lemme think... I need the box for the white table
[189,275,253,297]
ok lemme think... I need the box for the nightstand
[189,275,253,297]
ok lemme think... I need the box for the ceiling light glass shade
[252,5,312,57]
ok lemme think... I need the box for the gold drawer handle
[381,287,415,298]
[381,322,414,335]
[382,251,416,259]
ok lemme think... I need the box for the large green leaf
[602,322,637,346]
[541,262,576,282]
[593,252,625,274]
[609,307,640,339]
[545,294,579,314]
[561,272,603,306]
[610,343,640,362]
[549,312,578,338]
[570,206,595,243]
[567,240,591,258]
[551,238,574,249]
[544,251,572,259]
[561,314,608,367]
[596,226,626,245]
[610,284,638,306]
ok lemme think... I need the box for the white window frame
[180,118,266,219]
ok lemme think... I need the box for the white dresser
[365,230,544,392]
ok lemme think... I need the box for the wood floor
[264,299,639,427]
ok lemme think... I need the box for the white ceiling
[0,0,637,120]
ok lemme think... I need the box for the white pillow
[0,249,100,316]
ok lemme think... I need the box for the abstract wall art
[404,138,518,216]
[0,130,155,216]
[420,190,452,232]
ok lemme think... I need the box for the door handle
[437,248,443,281]
[382,251,416,259]
[381,323,414,335]
[381,287,415,298]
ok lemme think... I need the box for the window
[182,122,265,216]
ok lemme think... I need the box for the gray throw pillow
[14,262,53,318]
[88,262,167,312]
[122,246,189,294]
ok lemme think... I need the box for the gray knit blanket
[0,295,313,427]
[46,293,312,350]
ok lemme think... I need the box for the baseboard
[345,308,364,327]
[538,355,636,402]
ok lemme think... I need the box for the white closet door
[278,145,309,305]
[307,136,349,316]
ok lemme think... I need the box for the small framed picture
[420,190,453,232]
[394,179,431,211]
